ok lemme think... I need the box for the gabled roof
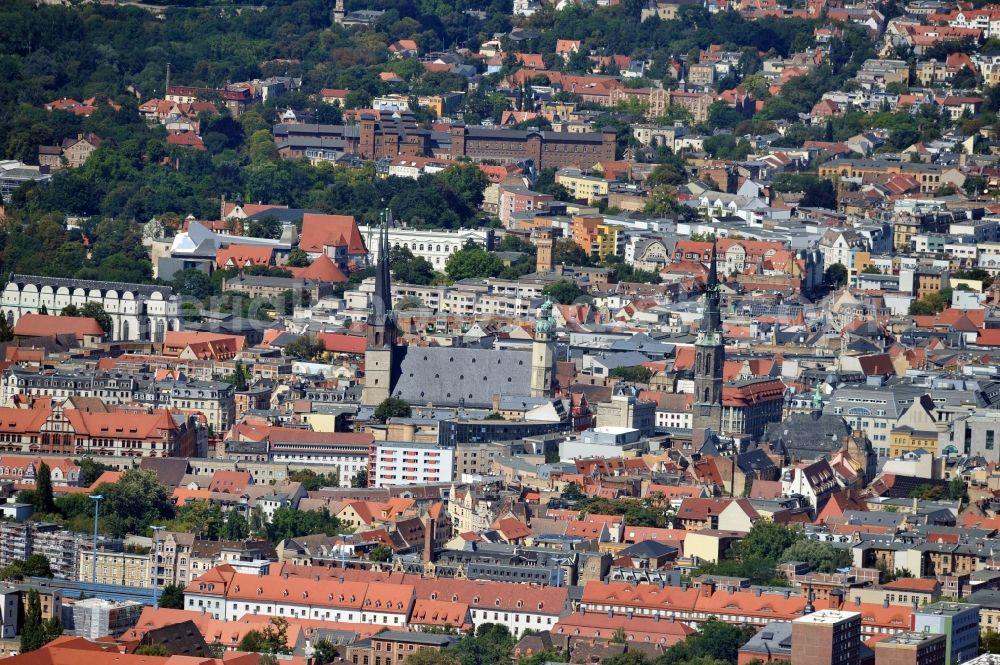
[298,213,367,255]
[13,314,103,339]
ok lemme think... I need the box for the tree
[36,462,55,514]
[435,163,489,210]
[780,539,852,573]
[286,248,311,267]
[609,366,654,383]
[369,545,393,562]
[287,470,339,492]
[949,476,969,503]
[561,482,584,501]
[223,510,250,541]
[981,630,1000,656]
[62,302,112,335]
[76,458,112,486]
[445,245,504,281]
[283,334,325,360]
[408,651,462,665]
[0,554,52,581]
[372,397,412,423]
[449,623,514,665]
[0,316,13,343]
[352,469,369,488]
[518,650,567,665]
[731,521,801,564]
[825,263,848,288]
[225,360,252,391]
[158,583,185,609]
[173,269,217,300]
[19,588,56,653]
[911,484,946,500]
[96,469,175,539]
[964,175,988,197]
[552,240,592,267]
[802,179,837,209]
[313,638,340,664]
[238,617,291,654]
[135,644,171,656]
[542,279,586,305]
[246,217,283,239]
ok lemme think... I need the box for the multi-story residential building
[370,442,455,487]
[825,384,927,456]
[498,186,555,228]
[819,228,869,273]
[223,424,373,486]
[184,567,418,626]
[912,602,980,665]
[169,380,235,434]
[818,160,961,195]
[0,522,82,580]
[791,610,862,665]
[571,215,623,259]
[1,367,138,406]
[555,168,610,204]
[874,631,947,665]
[855,59,910,89]
[78,546,151,588]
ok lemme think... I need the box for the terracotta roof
[298,213,367,255]
[215,245,274,269]
[316,331,366,354]
[288,254,348,283]
[13,313,103,339]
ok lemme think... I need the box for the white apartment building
[370,442,454,487]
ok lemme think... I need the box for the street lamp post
[151,526,164,607]
[88,494,103,583]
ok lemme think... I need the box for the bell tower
[693,239,724,433]
[530,298,556,397]
[361,209,397,406]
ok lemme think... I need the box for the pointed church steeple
[693,236,724,433]
[362,209,398,406]
[366,209,396,350]
[701,237,721,334]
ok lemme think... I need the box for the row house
[185,565,569,636]
[185,568,415,626]
[581,580,915,636]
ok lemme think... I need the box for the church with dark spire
[693,239,724,433]
[360,210,556,409]
[361,209,397,406]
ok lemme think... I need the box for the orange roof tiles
[13,314,104,339]
[215,245,274,269]
[298,213,367,255]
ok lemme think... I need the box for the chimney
[702,581,715,598]
[883,597,889,608]
[754,587,762,597]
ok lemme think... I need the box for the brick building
[791,610,863,665]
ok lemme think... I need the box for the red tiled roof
[13,314,103,339]
[298,213,367,255]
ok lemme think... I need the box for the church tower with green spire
[693,239,724,433]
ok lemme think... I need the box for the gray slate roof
[393,346,532,408]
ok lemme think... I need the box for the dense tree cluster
[695,521,851,585]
